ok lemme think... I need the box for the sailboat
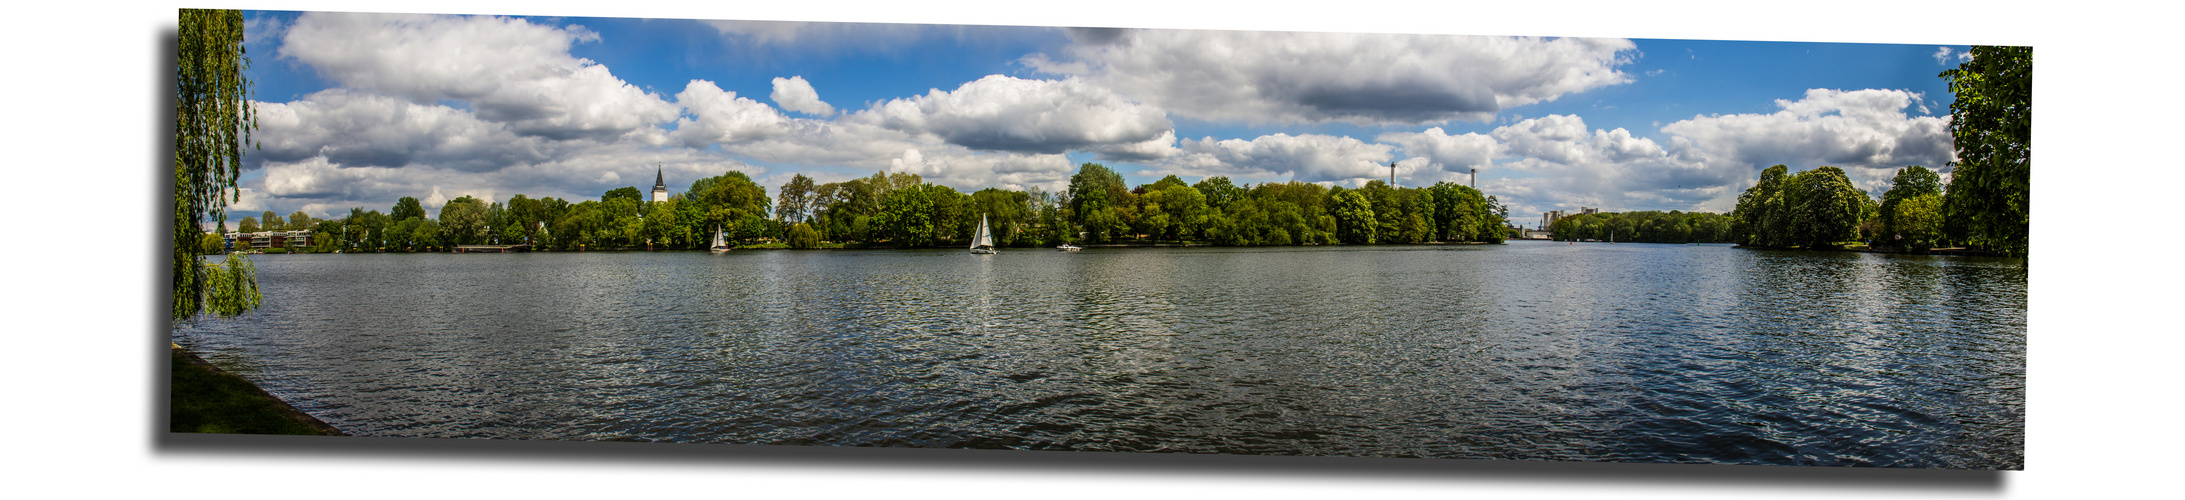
[709,225,730,254]
[970,215,998,254]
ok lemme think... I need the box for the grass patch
[169,347,343,436]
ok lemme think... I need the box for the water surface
[173,241,2026,468]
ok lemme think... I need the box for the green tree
[260,210,281,231]
[175,8,260,320]
[391,196,426,221]
[287,211,315,232]
[1068,163,1126,242]
[1894,193,1945,251]
[776,173,817,224]
[787,223,821,249]
[1940,46,2032,255]
[602,186,644,203]
[1787,166,1867,249]
[1879,165,1944,246]
[198,232,225,255]
[874,184,935,246]
[438,195,490,245]
[1193,176,1244,213]
[1330,190,1377,244]
[236,216,259,233]
[1733,165,1791,247]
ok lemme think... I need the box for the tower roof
[653,167,665,190]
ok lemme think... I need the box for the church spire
[651,166,669,203]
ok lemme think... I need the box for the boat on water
[709,226,731,254]
[970,215,998,254]
[1056,243,1082,252]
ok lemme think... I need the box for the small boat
[970,215,998,254]
[709,225,731,254]
[1056,243,1081,252]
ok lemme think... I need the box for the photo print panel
[170,8,2027,470]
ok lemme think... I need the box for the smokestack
[1471,168,1477,189]
[1390,162,1396,187]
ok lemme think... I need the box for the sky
[232,10,1972,228]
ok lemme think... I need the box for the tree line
[1730,45,2029,256]
[1548,210,1736,244]
[207,162,1515,253]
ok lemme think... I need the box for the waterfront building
[224,230,313,250]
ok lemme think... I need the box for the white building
[651,168,668,202]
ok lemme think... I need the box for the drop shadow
[156,433,2002,492]
[145,17,1999,495]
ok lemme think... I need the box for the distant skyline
[233,10,1970,227]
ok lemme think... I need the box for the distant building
[1540,207,1600,232]
[651,168,669,202]
[225,230,313,250]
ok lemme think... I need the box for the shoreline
[170,345,346,436]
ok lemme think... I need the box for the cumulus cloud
[868,75,1173,155]
[884,148,1076,192]
[280,12,678,140]
[251,89,552,172]
[1658,88,1954,180]
[248,143,769,219]
[770,76,836,116]
[1025,29,1636,125]
[669,80,796,147]
[1156,134,1394,183]
[1378,127,1497,175]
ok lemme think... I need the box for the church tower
[651,167,668,202]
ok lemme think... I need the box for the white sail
[972,215,994,249]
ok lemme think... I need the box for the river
[171,240,2026,468]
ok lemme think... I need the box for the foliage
[1940,46,2032,256]
[1787,166,1865,249]
[787,223,821,249]
[1878,165,1943,246]
[1549,210,1735,243]
[775,174,817,224]
[438,195,490,245]
[176,9,258,321]
[391,196,426,221]
[602,186,643,203]
[1068,163,1127,243]
[1892,193,1945,251]
[236,216,259,233]
[1330,190,1377,244]
[1731,165,1869,248]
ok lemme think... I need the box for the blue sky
[233,10,1972,227]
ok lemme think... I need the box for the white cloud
[770,76,836,116]
[1378,127,1497,174]
[1156,133,1394,184]
[869,75,1173,155]
[1658,89,1954,175]
[251,89,551,172]
[1026,29,1636,125]
[1933,46,1974,65]
[884,148,1076,192]
[669,80,796,147]
[280,12,679,140]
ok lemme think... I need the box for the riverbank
[169,345,344,436]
